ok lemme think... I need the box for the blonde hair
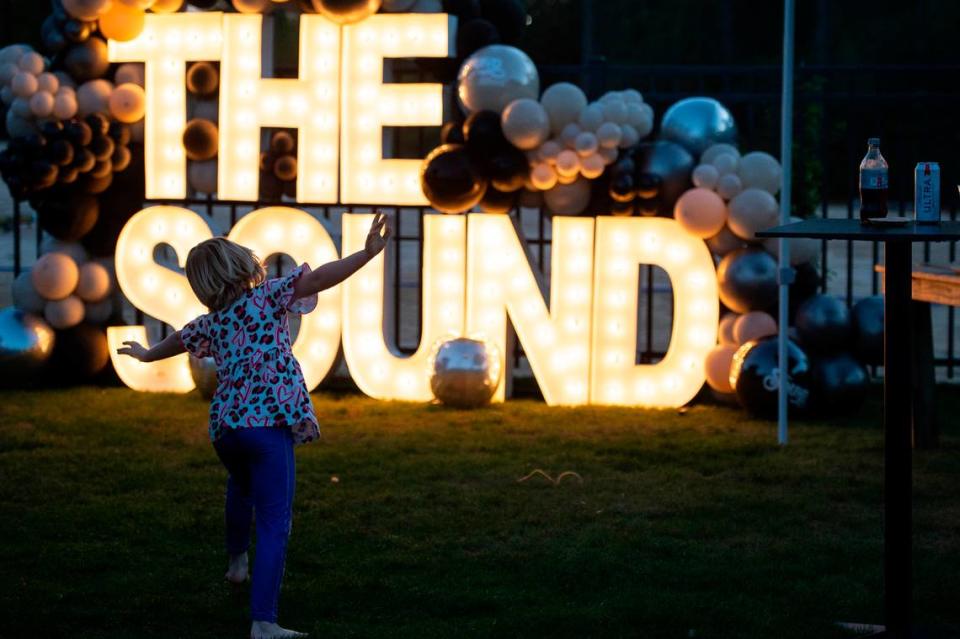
[186,237,266,311]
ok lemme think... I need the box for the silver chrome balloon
[428,337,502,408]
[456,45,539,115]
[189,354,218,400]
[0,307,55,386]
[660,97,738,158]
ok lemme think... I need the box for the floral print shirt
[179,264,320,446]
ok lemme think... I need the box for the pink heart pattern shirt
[179,264,320,446]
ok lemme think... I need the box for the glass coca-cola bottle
[859,137,889,223]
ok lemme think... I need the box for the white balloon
[540,82,588,135]
[705,344,738,393]
[555,149,580,179]
[36,72,59,94]
[44,295,85,329]
[537,139,563,164]
[77,79,113,116]
[12,71,38,98]
[718,313,740,345]
[674,187,728,238]
[580,153,605,179]
[12,271,46,314]
[711,152,738,176]
[618,124,640,148]
[621,88,643,104]
[692,164,720,190]
[53,71,76,89]
[114,62,145,87]
[530,162,558,191]
[32,253,79,301]
[29,91,54,117]
[52,90,78,119]
[700,143,741,165]
[11,97,32,118]
[76,262,112,302]
[573,131,598,157]
[601,99,628,124]
[738,151,782,195]
[716,173,743,201]
[733,311,777,345]
[17,52,44,75]
[543,176,591,215]
[578,102,604,132]
[457,45,539,114]
[599,91,623,104]
[0,45,31,65]
[727,188,779,240]
[0,62,19,84]
[596,121,622,149]
[559,122,581,148]
[500,98,550,150]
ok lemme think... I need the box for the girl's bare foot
[250,621,308,638]
[225,552,249,584]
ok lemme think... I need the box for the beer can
[914,162,941,224]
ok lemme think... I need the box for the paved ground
[2,174,958,384]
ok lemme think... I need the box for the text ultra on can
[914,162,940,224]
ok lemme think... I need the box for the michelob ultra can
[914,162,940,224]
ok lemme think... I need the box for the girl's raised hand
[116,340,149,361]
[364,209,392,257]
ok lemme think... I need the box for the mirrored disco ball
[189,354,218,400]
[0,307,56,387]
[428,337,502,408]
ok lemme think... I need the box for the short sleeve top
[179,263,320,446]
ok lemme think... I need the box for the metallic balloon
[456,44,539,115]
[0,307,56,386]
[428,337,501,408]
[810,353,869,416]
[631,141,694,217]
[795,294,852,354]
[716,247,778,314]
[729,337,813,419]
[660,97,738,158]
[189,354,218,400]
[851,295,883,366]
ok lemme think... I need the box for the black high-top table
[757,218,960,638]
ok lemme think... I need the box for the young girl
[117,211,391,639]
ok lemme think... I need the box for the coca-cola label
[860,169,888,189]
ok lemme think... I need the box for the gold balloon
[149,0,184,12]
[99,3,146,41]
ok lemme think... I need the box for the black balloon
[487,147,528,192]
[310,0,381,24]
[63,19,92,44]
[273,155,297,181]
[108,122,131,146]
[90,159,112,179]
[65,121,93,146]
[443,0,481,18]
[717,247,778,314]
[111,145,132,172]
[789,261,820,320]
[186,62,219,97]
[42,15,68,53]
[36,190,99,240]
[46,324,110,384]
[795,294,852,354]
[85,113,110,137]
[182,119,219,161]
[31,161,59,190]
[73,148,96,173]
[810,353,869,416]
[270,131,295,154]
[730,337,814,419]
[463,110,510,162]
[82,147,145,256]
[259,172,284,200]
[80,171,113,194]
[456,18,500,57]
[89,135,115,161]
[188,0,219,7]
[48,139,75,166]
[58,166,79,184]
[851,295,884,365]
[608,158,636,203]
[480,0,526,44]
[420,144,488,214]
[62,37,109,83]
[478,185,516,214]
[440,121,465,145]
[631,140,694,217]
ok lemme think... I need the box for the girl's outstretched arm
[292,210,392,299]
[115,331,186,362]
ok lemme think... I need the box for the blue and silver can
[914,162,940,224]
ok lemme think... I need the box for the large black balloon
[63,19,93,44]
[479,0,526,44]
[440,121,465,145]
[795,294,852,354]
[717,247,778,313]
[36,190,99,241]
[810,353,869,416]
[182,119,219,161]
[310,0,381,24]
[487,147,528,192]
[62,37,109,83]
[42,15,68,54]
[46,323,110,384]
[730,337,814,419]
[463,110,511,163]
[478,185,516,214]
[631,141,694,217]
[789,261,820,320]
[420,144,487,214]
[443,0,481,18]
[851,295,884,365]
[608,158,636,203]
[186,62,219,97]
[456,18,500,57]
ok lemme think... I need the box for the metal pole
[777,0,795,446]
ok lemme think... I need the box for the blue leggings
[213,426,296,623]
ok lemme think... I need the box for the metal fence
[5,63,960,380]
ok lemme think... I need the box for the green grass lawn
[1,387,958,639]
